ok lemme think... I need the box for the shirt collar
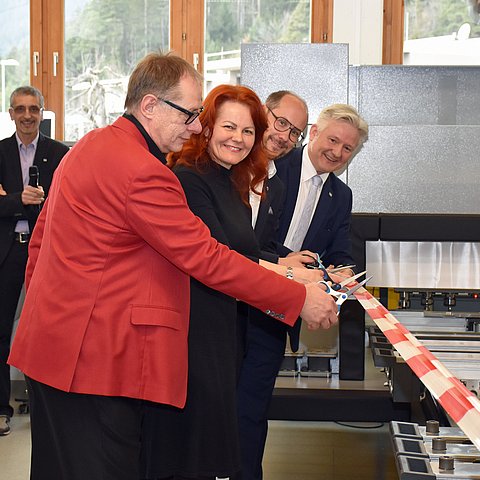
[15,132,39,150]
[301,146,329,184]
[123,113,167,164]
[267,160,277,179]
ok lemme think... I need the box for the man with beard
[237,90,316,480]
[237,103,369,480]
[247,90,312,267]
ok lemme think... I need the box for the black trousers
[0,240,28,417]
[26,377,143,480]
[236,312,287,480]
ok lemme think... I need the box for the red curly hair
[168,84,269,205]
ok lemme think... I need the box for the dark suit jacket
[275,145,354,267]
[275,146,355,350]
[0,132,69,266]
[254,173,285,264]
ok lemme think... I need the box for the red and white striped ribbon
[354,287,480,451]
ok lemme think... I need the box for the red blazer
[8,117,305,408]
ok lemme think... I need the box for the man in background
[0,86,69,436]
[247,90,310,265]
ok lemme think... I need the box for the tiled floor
[1,401,31,480]
[2,398,397,480]
[263,420,397,480]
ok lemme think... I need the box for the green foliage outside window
[406,0,480,39]
[205,0,310,53]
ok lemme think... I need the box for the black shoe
[0,415,11,436]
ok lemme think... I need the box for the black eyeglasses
[159,98,204,125]
[267,107,305,143]
[10,105,43,115]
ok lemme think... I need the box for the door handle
[53,52,59,77]
[33,52,40,77]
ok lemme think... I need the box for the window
[204,0,312,91]
[0,0,29,115]
[64,0,169,140]
[404,0,480,65]
[1,0,334,141]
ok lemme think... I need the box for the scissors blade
[338,270,367,288]
[335,277,372,312]
[328,265,356,273]
[343,276,372,297]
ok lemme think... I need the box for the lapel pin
[42,158,48,162]
[329,191,333,197]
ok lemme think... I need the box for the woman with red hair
[169,83,269,206]
[140,85,319,480]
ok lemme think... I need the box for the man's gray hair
[316,104,368,151]
[10,86,44,109]
[124,51,202,112]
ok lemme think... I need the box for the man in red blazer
[8,52,338,480]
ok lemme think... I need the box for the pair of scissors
[319,273,371,313]
[305,251,356,291]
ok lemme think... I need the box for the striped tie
[290,175,322,251]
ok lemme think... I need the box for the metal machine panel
[365,240,480,289]
[354,65,480,126]
[240,43,349,124]
[348,65,360,109]
[349,125,480,214]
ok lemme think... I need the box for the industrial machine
[391,420,480,479]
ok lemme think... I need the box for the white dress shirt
[249,160,277,229]
[284,147,329,251]
[15,132,39,233]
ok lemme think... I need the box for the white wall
[332,0,384,65]
[0,111,56,140]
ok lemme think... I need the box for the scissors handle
[317,280,335,295]
[319,276,371,312]
[335,293,349,311]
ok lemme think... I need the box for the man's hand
[21,185,44,205]
[327,266,355,283]
[0,184,6,196]
[299,283,338,330]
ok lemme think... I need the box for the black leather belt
[15,232,30,243]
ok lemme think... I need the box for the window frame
[29,0,402,140]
